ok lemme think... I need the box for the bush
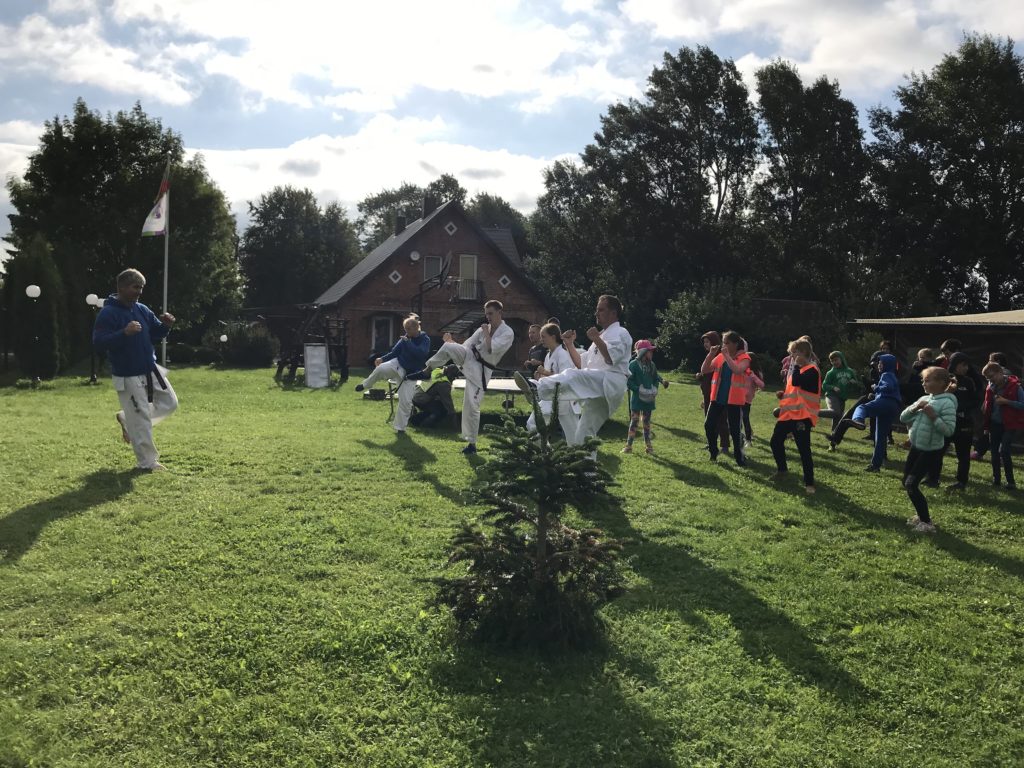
[432,394,625,649]
[166,342,196,364]
[203,324,278,368]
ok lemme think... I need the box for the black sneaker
[923,479,940,488]
[842,418,866,431]
[946,482,966,491]
[865,464,880,473]
[462,443,477,455]
[355,383,364,392]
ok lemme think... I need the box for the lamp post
[85,293,101,384]
[25,284,41,387]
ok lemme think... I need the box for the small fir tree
[433,389,625,648]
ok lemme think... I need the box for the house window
[371,316,394,354]
[424,255,443,280]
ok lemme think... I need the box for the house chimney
[394,213,407,236]
[422,194,437,218]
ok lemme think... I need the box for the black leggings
[741,404,753,440]
[904,447,943,522]
[770,418,814,485]
[705,402,743,462]
[929,429,972,485]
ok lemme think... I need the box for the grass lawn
[1,366,1022,767]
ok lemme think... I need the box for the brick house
[315,198,554,369]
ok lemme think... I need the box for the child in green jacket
[624,339,668,454]
[822,350,860,433]
[900,366,957,533]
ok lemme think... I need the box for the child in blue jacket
[830,353,902,471]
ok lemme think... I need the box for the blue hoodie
[92,294,170,376]
[379,332,431,378]
[872,353,901,403]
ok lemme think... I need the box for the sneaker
[923,479,940,488]
[394,429,407,436]
[970,450,981,461]
[461,443,477,455]
[709,451,719,463]
[912,521,937,533]
[771,471,787,481]
[946,482,966,491]
[355,383,364,392]
[512,371,535,404]
[906,515,920,526]
[622,445,633,454]
[742,436,752,451]
[137,462,166,472]
[826,443,836,452]
[804,485,816,495]
[842,418,866,431]
[865,464,880,473]
[645,445,654,455]
[115,412,130,444]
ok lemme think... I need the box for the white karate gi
[535,322,632,445]
[114,365,178,469]
[359,359,416,431]
[526,344,581,439]
[427,322,515,443]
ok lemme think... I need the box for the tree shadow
[586,495,866,702]
[428,643,677,767]
[0,469,137,564]
[808,484,1024,580]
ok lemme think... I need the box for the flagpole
[162,188,170,367]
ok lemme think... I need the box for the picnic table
[452,377,523,410]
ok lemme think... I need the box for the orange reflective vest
[778,363,821,425]
[709,352,751,406]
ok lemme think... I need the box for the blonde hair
[982,361,1004,377]
[917,347,934,361]
[788,339,812,357]
[922,366,950,386]
[403,315,421,333]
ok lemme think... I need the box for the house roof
[480,226,521,266]
[314,200,456,306]
[850,309,1024,327]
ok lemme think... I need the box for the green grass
[1,367,1022,767]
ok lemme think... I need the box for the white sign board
[303,343,330,389]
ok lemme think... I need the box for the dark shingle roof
[480,226,521,266]
[315,200,455,306]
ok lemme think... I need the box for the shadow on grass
[809,484,1024,580]
[587,495,866,702]
[358,437,467,505]
[648,454,749,496]
[0,469,136,564]
[429,644,677,767]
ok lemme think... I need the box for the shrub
[432,393,625,649]
[203,324,278,368]
[166,342,196,364]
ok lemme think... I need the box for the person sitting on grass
[830,353,901,472]
[355,314,431,434]
[770,339,820,495]
[901,366,958,533]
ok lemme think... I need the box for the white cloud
[0,121,46,145]
[0,14,194,105]
[107,0,633,113]
[192,114,568,229]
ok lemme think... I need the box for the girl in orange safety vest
[770,338,821,495]
[700,329,751,466]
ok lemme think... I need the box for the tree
[355,174,468,251]
[528,47,759,338]
[3,234,66,378]
[5,99,242,355]
[432,406,624,648]
[868,34,1024,312]
[752,61,868,316]
[239,187,360,307]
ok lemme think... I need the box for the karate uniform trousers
[426,342,492,443]
[535,368,627,446]
[114,367,178,469]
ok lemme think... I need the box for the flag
[141,160,170,237]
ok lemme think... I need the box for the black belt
[145,367,168,403]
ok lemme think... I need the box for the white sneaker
[912,521,937,533]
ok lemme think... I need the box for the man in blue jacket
[355,314,431,433]
[92,268,178,471]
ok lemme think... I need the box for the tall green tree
[752,61,868,316]
[239,187,361,307]
[3,234,66,378]
[465,192,533,258]
[868,34,1024,312]
[529,46,758,337]
[355,174,468,251]
[5,99,242,354]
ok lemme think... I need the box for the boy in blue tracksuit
[830,353,902,471]
[92,268,178,471]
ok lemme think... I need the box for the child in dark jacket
[830,353,902,471]
[929,351,980,490]
[982,361,1024,490]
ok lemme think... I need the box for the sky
[1,0,1022,253]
